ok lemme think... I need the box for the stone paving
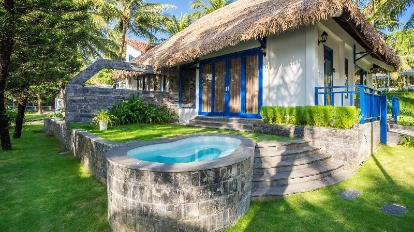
[340,190,362,200]
[383,203,407,216]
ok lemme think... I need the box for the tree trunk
[13,97,28,139]
[0,0,15,150]
[37,94,43,114]
[119,17,128,61]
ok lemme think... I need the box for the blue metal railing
[315,85,384,124]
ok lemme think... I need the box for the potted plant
[93,111,114,131]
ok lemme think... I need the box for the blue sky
[135,1,413,41]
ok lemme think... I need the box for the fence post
[380,95,387,144]
[359,86,365,124]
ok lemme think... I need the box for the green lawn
[1,123,414,232]
[70,123,292,143]
[0,123,109,232]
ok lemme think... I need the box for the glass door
[199,49,262,118]
[229,58,241,113]
[214,61,226,114]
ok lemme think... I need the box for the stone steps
[254,153,332,169]
[252,140,350,198]
[251,168,355,200]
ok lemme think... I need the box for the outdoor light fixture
[318,31,328,45]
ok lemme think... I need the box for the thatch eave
[134,0,400,71]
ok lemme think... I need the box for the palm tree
[99,0,174,60]
[361,0,414,30]
[191,0,232,19]
[164,13,192,36]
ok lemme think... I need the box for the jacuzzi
[106,134,255,232]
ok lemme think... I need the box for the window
[180,68,196,108]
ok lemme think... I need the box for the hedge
[261,106,360,129]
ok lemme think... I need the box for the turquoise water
[127,136,241,163]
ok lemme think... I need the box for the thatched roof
[134,0,400,70]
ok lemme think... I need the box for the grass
[0,123,109,232]
[1,123,414,231]
[25,113,49,122]
[229,145,414,231]
[69,123,292,143]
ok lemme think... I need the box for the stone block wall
[44,118,119,183]
[107,150,253,232]
[65,84,178,123]
[253,121,380,168]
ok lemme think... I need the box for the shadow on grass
[232,146,414,232]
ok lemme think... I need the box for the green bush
[6,109,17,125]
[261,106,360,129]
[109,95,177,125]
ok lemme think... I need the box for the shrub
[261,106,360,129]
[6,109,17,125]
[401,135,414,147]
[92,111,115,125]
[109,95,177,125]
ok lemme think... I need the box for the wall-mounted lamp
[318,31,328,45]
[258,38,267,56]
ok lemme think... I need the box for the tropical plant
[191,0,232,19]
[109,95,177,125]
[98,0,174,59]
[93,111,116,124]
[164,13,192,36]
[361,0,414,31]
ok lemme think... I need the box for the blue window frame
[198,48,263,118]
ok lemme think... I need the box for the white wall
[264,28,308,106]
[125,45,143,89]
[126,45,142,62]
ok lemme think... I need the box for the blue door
[199,49,263,118]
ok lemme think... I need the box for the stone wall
[44,118,119,183]
[253,121,380,168]
[106,137,254,232]
[65,84,178,123]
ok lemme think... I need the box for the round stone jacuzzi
[106,134,255,232]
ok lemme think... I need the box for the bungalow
[125,0,400,123]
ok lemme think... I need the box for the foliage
[398,115,414,126]
[0,123,109,231]
[48,112,64,119]
[163,13,192,36]
[361,0,414,31]
[384,90,414,117]
[86,69,115,86]
[109,95,177,125]
[385,29,414,70]
[191,0,232,19]
[97,0,174,59]
[6,109,17,125]
[261,106,360,129]
[401,135,414,147]
[92,111,115,125]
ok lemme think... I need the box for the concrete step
[255,146,321,158]
[188,120,254,131]
[254,153,332,169]
[251,168,355,199]
[389,128,414,137]
[192,116,261,124]
[252,160,344,188]
[256,140,310,150]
